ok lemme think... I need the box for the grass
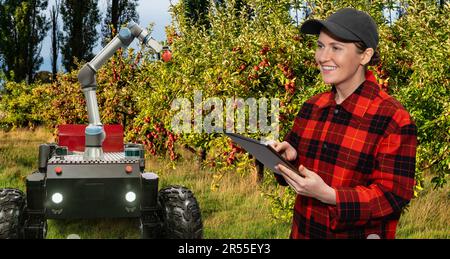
[0,127,448,239]
[397,177,450,239]
[149,154,291,239]
[0,127,290,239]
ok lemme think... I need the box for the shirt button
[334,108,339,115]
[323,143,328,149]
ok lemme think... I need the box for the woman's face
[314,30,368,88]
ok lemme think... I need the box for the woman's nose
[316,47,331,63]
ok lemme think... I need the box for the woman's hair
[354,41,380,66]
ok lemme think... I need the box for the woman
[271,8,417,239]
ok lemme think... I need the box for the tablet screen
[225,133,299,175]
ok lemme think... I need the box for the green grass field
[0,128,448,239]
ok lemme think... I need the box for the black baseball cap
[300,8,379,50]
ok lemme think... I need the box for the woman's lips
[321,65,337,74]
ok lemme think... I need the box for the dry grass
[0,127,55,143]
[0,127,290,238]
[0,127,448,239]
[397,175,450,239]
[145,148,291,238]
[0,127,55,189]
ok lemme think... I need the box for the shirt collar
[316,70,380,118]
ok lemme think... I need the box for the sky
[36,0,400,72]
[39,0,178,72]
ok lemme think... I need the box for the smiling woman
[315,31,371,103]
[270,8,418,239]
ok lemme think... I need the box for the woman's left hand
[275,164,336,205]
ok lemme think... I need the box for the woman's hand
[275,164,336,205]
[269,141,297,161]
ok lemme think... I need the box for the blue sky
[40,0,177,72]
[38,1,401,72]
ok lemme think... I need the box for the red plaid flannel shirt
[275,71,417,239]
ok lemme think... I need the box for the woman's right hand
[269,141,297,161]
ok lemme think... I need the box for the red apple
[162,50,172,62]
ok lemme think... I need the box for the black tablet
[225,133,300,176]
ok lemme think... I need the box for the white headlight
[52,193,63,204]
[125,191,136,202]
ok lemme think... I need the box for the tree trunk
[51,2,59,81]
[199,148,207,162]
[27,0,37,83]
[255,159,264,184]
[183,144,197,154]
[111,0,119,35]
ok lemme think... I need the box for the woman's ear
[361,47,374,66]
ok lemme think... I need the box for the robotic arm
[78,21,164,160]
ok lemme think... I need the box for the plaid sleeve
[273,130,295,186]
[274,103,308,186]
[274,101,319,186]
[328,120,417,230]
[274,116,304,186]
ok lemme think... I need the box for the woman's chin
[321,76,336,85]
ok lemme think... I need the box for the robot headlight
[52,193,63,204]
[125,191,136,203]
